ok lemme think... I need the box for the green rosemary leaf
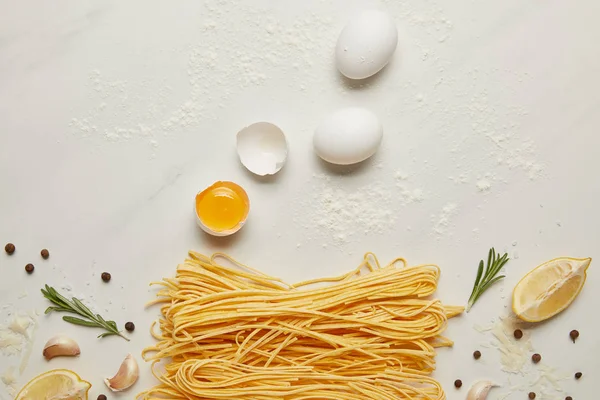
[63,316,100,328]
[42,285,130,341]
[466,248,509,312]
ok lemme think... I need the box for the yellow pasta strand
[138,252,463,400]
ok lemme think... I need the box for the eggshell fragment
[236,122,288,176]
[336,10,398,80]
[313,107,383,165]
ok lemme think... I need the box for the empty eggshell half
[236,122,288,176]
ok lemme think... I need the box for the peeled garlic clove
[42,336,80,360]
[104,354,139,392]
[467,380,498,400]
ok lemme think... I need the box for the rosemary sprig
[466,248,510,312]
[41,284,129,341]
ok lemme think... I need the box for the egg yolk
[196,183,248,232]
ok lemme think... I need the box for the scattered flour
[431,203,458,238]
[70,1,338,151]
[394,170,425,205]
[476,179,492,193]
[402,62,545,186]
[294,171,425,247]
[306,176,397,245]
[448,173,469,185]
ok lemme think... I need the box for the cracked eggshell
[236,122,288,176]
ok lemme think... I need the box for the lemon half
[15,369,91,400]
[512,257,591,322]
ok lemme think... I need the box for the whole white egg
[336,10,398,80]
[313,107,383,165]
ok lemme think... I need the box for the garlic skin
[42,336,80,360]
[467,380,498,400]
[104,354,139,392]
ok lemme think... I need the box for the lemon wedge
[15,369,91,400]
[512,257,591,322]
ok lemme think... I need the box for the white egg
[236,122,288,176]
[313,107,383,165]
[336,10,398,80]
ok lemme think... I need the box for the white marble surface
[1,0,599,398]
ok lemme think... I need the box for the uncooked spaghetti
[139,251,463,400]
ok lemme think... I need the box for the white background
[1,0,599,399]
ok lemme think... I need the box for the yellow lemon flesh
[15,369,91,400]
[512,257,591,322]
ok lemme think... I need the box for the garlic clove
[467,380,498,400]
[42,335,81,360]
[104,354,139,392]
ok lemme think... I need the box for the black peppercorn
[473,350,481,360]
[532,353,541,363]
[514,329,523,339]
[565,396,573,400]
[454,379,462,388]
[125,322,135,332]
[101,272,111,282]
[570,330,579,343]
[575,372,582,380]
[25,263,34,274]
[529,392,536,399]
[97,395,107,400]
[4,243,15,255]
[41,249,50,259]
